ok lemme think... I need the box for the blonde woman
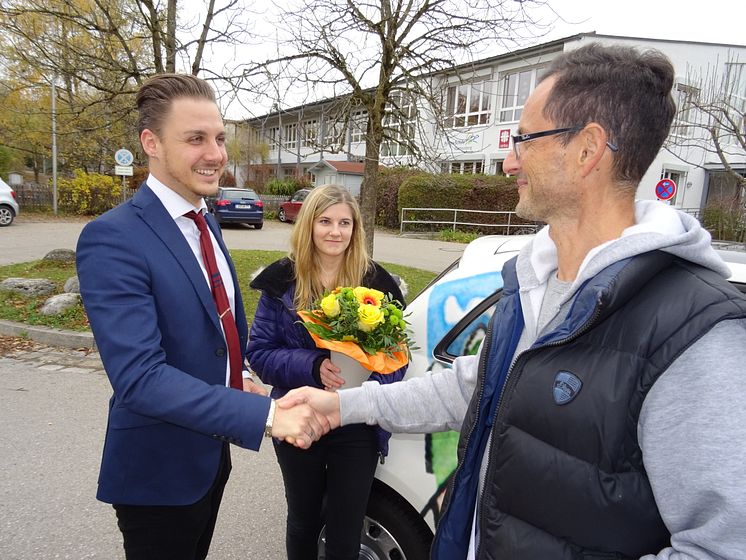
[247,184,407,560]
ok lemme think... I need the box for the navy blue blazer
[77,184,270,506]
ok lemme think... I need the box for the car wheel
[317,484,433,560]
[0,205,15,227]
[254,222,263,230]
[278,208,287,223]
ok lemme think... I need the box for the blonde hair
[290,184,370,309]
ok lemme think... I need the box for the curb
[0,319,96,350]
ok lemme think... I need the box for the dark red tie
[184,211,243,390]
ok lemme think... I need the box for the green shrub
[57,170,121,215]
[375,167,425,228]
[702,200,746,242]
[265,176,313,196]
[438,229,480,243]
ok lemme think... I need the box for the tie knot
[184,210,208,232]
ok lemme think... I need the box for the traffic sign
[115,148,134,166]
[655,178,677,201]
[115,165,134,176]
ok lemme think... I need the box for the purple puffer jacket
[246,257,407,456]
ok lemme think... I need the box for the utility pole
[51,78,58,215]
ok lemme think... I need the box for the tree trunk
[361,116,384,255]
[166,0,177,73]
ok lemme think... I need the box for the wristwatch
[264,399,276,438]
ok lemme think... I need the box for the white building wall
[569,36,746,210]
[248,34,746,212]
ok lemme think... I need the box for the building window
[381,94,416,157]
[283,123,297,150]
[725,63,746,142]
[323,119,345,149]
[499,66,546,123]
[267,127,279,147]
[444,82,492,128]
[441,161,484,174]
[673,83,699,137]
[283,167,296,178]
[301,120,318,148]
[350,111,368,143]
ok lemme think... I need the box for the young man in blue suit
[77,74,329,559]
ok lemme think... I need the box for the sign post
[114,148,134,202]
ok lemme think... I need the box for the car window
[222,190,257,201]
[434,289,502,363]
[292,190,307,202]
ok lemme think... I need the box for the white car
[347,235,746,560]
[0,177,20,227]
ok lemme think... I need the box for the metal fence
[13,182,289,214]
[400,207,540,235]
[14,182,133,212]
[258,194,289,214]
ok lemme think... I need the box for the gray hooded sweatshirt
[340,200,746,559]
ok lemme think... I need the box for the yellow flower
[357,303,385,332]
[320,293,341,317]
[353,287,385,307]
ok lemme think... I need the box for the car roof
[455,235,746,284]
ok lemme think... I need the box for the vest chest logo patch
[553,371,583,405]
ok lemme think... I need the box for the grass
[437,229,481,243]
[0,250,437,331]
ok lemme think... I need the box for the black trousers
[112,445,232,560]
[274,424,379,560]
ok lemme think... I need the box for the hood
[516,200,731,326]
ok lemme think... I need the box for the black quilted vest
[443,251,746,559]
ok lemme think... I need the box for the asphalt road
[1,216,466,272]
[0,351,288,559]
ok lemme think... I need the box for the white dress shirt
[147,174,236,387]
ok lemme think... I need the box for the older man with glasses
[281,43,746,560]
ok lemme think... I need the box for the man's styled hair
[289,184,370,310]
[136,73,217,135]
[541,43,676,187]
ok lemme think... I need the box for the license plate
[234,204,252,209]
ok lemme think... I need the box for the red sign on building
[499,129,511,150]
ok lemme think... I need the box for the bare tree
[666,56,746,205]
[0,0,255,175]
[232,0,546,252]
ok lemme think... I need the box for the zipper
[475,295,605,559]
[431,312,496,555]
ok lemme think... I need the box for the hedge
[396,173,532,233]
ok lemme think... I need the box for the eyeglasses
[511,126,619,159]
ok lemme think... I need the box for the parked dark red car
[278,188,311,223]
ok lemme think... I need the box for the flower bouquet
[298,286,413,387]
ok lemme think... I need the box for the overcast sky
[204,0,745,118]
[537,0,744,45]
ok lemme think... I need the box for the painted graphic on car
[420,271,502,524]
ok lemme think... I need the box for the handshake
[269,387,343,449]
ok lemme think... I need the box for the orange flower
[353,287,385,307]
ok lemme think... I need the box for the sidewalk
[0,332,104,373]
[0,319,96,351]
